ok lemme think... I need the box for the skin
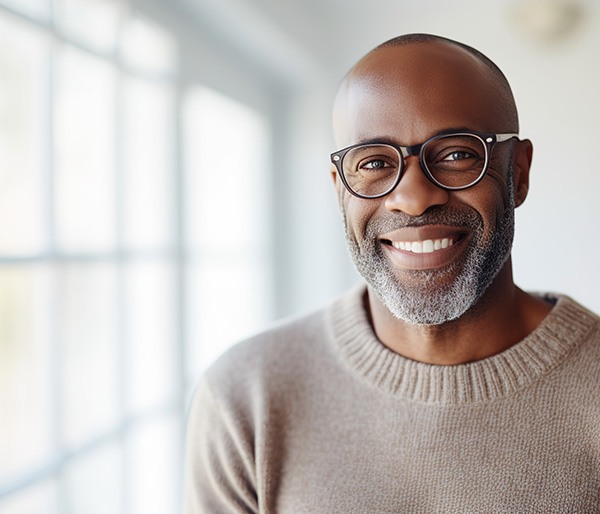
[331,41,552,365]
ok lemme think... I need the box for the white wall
[507,25,600,312]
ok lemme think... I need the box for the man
[184,34,600,513]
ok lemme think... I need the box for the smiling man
[331,34,553,366]
[184,34,600,513]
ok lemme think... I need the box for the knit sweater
[184,286,600,513]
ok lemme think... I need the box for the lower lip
[382,236,470,271]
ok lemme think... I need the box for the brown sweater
[184,286,600,513]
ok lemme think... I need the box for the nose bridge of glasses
[390,142,423,186]
[398,142,423,160]
[397,142,426,179]
[393,140,439,190]
[400,150,428,181]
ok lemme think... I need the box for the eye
[360,159,393,170]
[441,150,476,162]
[343,145,399,178]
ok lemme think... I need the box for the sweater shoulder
[200,305,332,399]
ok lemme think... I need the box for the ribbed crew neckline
[328,286,598,404]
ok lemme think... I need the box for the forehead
[333,42,511,147]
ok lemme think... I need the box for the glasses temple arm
[496,133,519,143]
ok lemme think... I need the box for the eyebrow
[354,126,476,147]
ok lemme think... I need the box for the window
[183,87,274,388]
[0,2,274,512]
[0,13,48,255]
[54,46,118,252]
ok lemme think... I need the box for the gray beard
[344,174,515,325]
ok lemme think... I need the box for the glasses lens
[422,134,487,189]
[341,144,400,197]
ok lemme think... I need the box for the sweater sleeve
[183,378,258,514]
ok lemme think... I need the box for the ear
[330,165,338,187]
[330,165,344,204]
[512,139,533,208]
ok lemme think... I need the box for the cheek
[453,187,507,241]
[469,168,513,236]
[342,195,378,241]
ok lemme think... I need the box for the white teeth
[392,238,455,254]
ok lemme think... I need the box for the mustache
[364,206,482,237]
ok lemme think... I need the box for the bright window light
[184,87,271,250]
[121,16,177,75]
[0,14,48,255]
[126,416,179,514]
[54,46,117,253]
[62,442,123,514]
[184,87,273,383]
[0,0,50,21]
[0,5,276,514]
[0,266,53,483]
[57,263,120,450]
[124,260,177,415]
[122,78,175,250]
[53,0,123,54]
[0,479,58,514]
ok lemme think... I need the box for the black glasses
[330,131,518,199]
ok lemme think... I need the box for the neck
[367,261,553,365]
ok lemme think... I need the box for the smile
[391,238,454,254]
[378,226,470,271]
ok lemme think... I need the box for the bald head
[376,34,515,104]
[333,34,519,148]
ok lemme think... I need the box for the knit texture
[184,286,600,513]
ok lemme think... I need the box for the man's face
[333,42,525,325]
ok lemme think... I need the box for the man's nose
[384,156,449,216]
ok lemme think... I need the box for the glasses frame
[330,131,519,199]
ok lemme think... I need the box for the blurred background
[0,0,598,512]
